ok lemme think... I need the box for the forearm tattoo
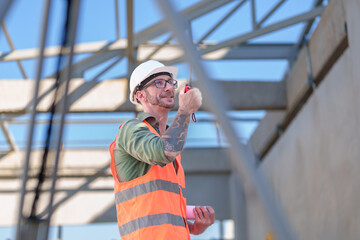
[162,113,190,158]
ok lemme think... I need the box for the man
[109,60,215,239]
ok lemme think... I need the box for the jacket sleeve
[115,119,172,166]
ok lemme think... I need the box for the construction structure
[0,0,359,239]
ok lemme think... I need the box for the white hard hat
[129,60,178,104]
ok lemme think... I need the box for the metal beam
[0,39,127,62]
[202,43,296,60]
[160,6,325,66]
[197,0,246,44]
[0,42,296,63]
[0,0,13,24]
[134,0,233,45]
[1,22,28,79]
[48,49,122,78]
[200,6,325,55]
[256,0,285,28]
[0,119,17,151]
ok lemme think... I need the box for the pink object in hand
[186,205,195,219]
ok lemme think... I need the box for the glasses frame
[142,78,178,90]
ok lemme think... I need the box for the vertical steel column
[156,1,297,240]
[251,0,257,29]
[16,0,81,239]
[114,0,120,40]
[126,0,135,74]
[56,225,62,240]
[45,0,80,239]
[16,0,52,238]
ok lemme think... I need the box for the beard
[144,90,175,109]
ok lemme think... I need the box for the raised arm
[161,85,202,160]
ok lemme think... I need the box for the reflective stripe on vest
[119,213,186,236]
[115,179,182,204]
[109,120,189,240]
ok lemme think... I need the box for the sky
[0,0,322,239]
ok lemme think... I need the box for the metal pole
[0,120,17,151]
[1,22,28,79]
[114,0,120,39]
[16,0,51,238]
[251,0,257,29]
[0,0,13,24]
[197,0,245,44]
[126,0,135,73]
[57,225,62,240]
[155,1,297,240]
[256,0,285,28]
[45,0,80,238]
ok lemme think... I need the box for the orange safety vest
[109,120,190,240]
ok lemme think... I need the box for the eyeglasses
[142,79,178,90]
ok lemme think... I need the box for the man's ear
[136,90,145,103]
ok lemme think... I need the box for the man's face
[142,75,176,109]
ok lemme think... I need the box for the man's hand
[188,206,215,235]
[178,85,202,115]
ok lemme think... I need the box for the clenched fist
[178,85,202,115]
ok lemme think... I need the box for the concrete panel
[0,78,133,114]
[249,110,286,158]
[184,173,230,220]
[209,81,286,111]
[253,48,360,239]
[0,148,229,178]
[244,179,271,240]
[309,0,347,81]
[345,0,360,150]
[285,48,308,111]
[0,79,286,113]
[229,173,247,240]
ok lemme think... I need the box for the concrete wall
[246,0,360,239]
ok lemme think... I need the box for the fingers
[178,87,202,114]
[206,206,216,224]
[178,84,186,95]
[194,206,215,224]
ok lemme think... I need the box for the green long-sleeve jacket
[113,112,172,182]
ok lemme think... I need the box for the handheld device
[184,84,197,122]
[186,205,195,219]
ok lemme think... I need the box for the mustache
[160,93,174,98]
